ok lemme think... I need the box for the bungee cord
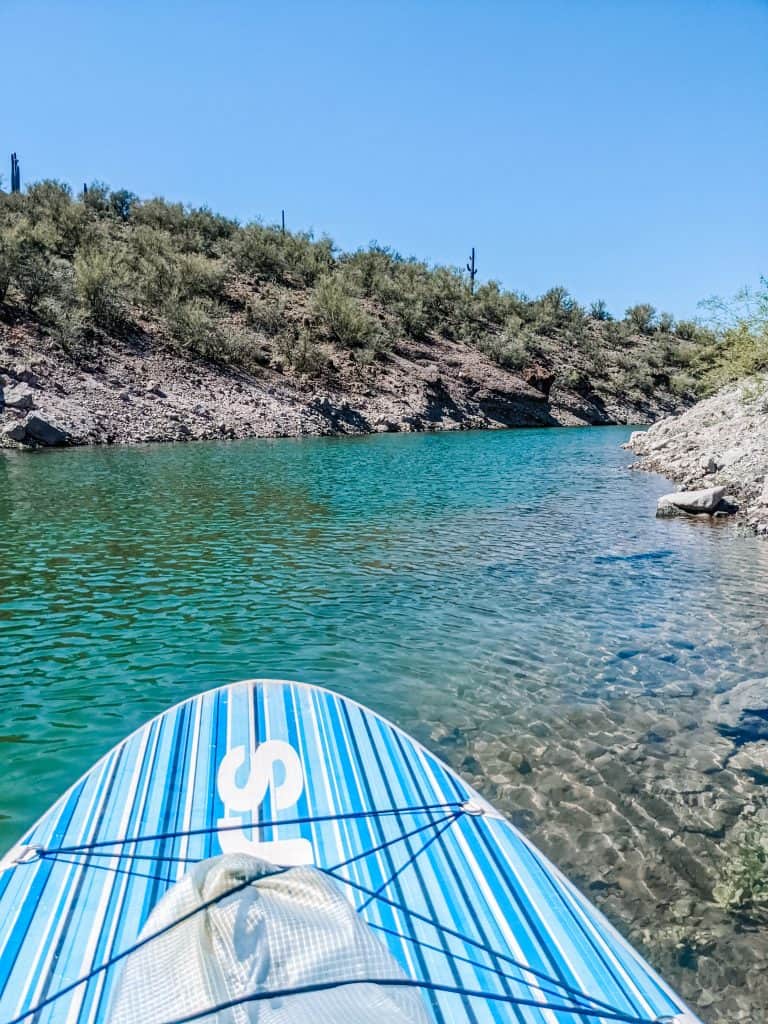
[26,800,464,859]
[153,977,661,1024]
[4,803,667,1024]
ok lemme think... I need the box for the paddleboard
[0,679,701,1023]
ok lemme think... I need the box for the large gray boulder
[22,415,71,447]
[657,485,727,517]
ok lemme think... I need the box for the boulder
[522,365,555,399]
[1,420,28,443]
[22,415,70,447]
[657,486,727,517]
[3,383,36,411]
[9,367,40,387]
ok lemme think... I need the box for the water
[1,426,767,1022]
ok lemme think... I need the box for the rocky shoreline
[0,322,684,450]
[626,376,768,536]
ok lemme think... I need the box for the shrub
[74,249,130,330]
[123,226,180,310]
[181,207,237,254]
[625,303,658,334]
[669,372,697,398]
[341,244,401,299]
[110,189,139,222]
[165,296,220,354]
[675,320,700,341]
[0,237,14,302]
[658,311,675,333]
[312,276,376,347]
[274,328,329,375]
[176,252,227,299]
[695,279,768,392]
[230,223,287,281]
[245,296,286,335]
[589,299,612,321]
[531,286,583,333]
[131,197,186,234]
[13,241,61,310]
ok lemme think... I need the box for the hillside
[0,181,717,446]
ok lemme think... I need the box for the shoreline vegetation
[0,178,745,449]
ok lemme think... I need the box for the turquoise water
[2,426,768,1021]
[1,426,765,848]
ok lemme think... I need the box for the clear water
[1,427,767,1021]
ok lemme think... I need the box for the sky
[2,0,766,318]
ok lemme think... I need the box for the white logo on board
[216,740,314,865]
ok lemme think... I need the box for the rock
[722,446,746,467]
[522,365,555,399]
[729,742,768,782]
[714,679,768,746]
[3,383,36,411]
[760,478,768,505]
[145,380,166,398]
[699,455,719,475]
[657,486,727,517]
[22,414,70,447]
[118,390,132,403]
[10,366,39,387]
[1,420,27,443]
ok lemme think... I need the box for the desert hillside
[0,180,720,445]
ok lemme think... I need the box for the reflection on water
[1,426,767,1023]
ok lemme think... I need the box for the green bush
[245,296,286,335]
[625,303,657,334]
[274,328,329,375]
[312,276,376,347]
[589,299,611,321]
[74,249,130,330]
[13,241,62,310]
[230,224,333,286]
[165,296,221,355]
[176,252,227,299]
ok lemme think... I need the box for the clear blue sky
[3,0,766,318]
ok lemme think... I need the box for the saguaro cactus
[466,247,477,293]
[10,153,20,193]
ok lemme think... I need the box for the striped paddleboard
[0,679,700,1023]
